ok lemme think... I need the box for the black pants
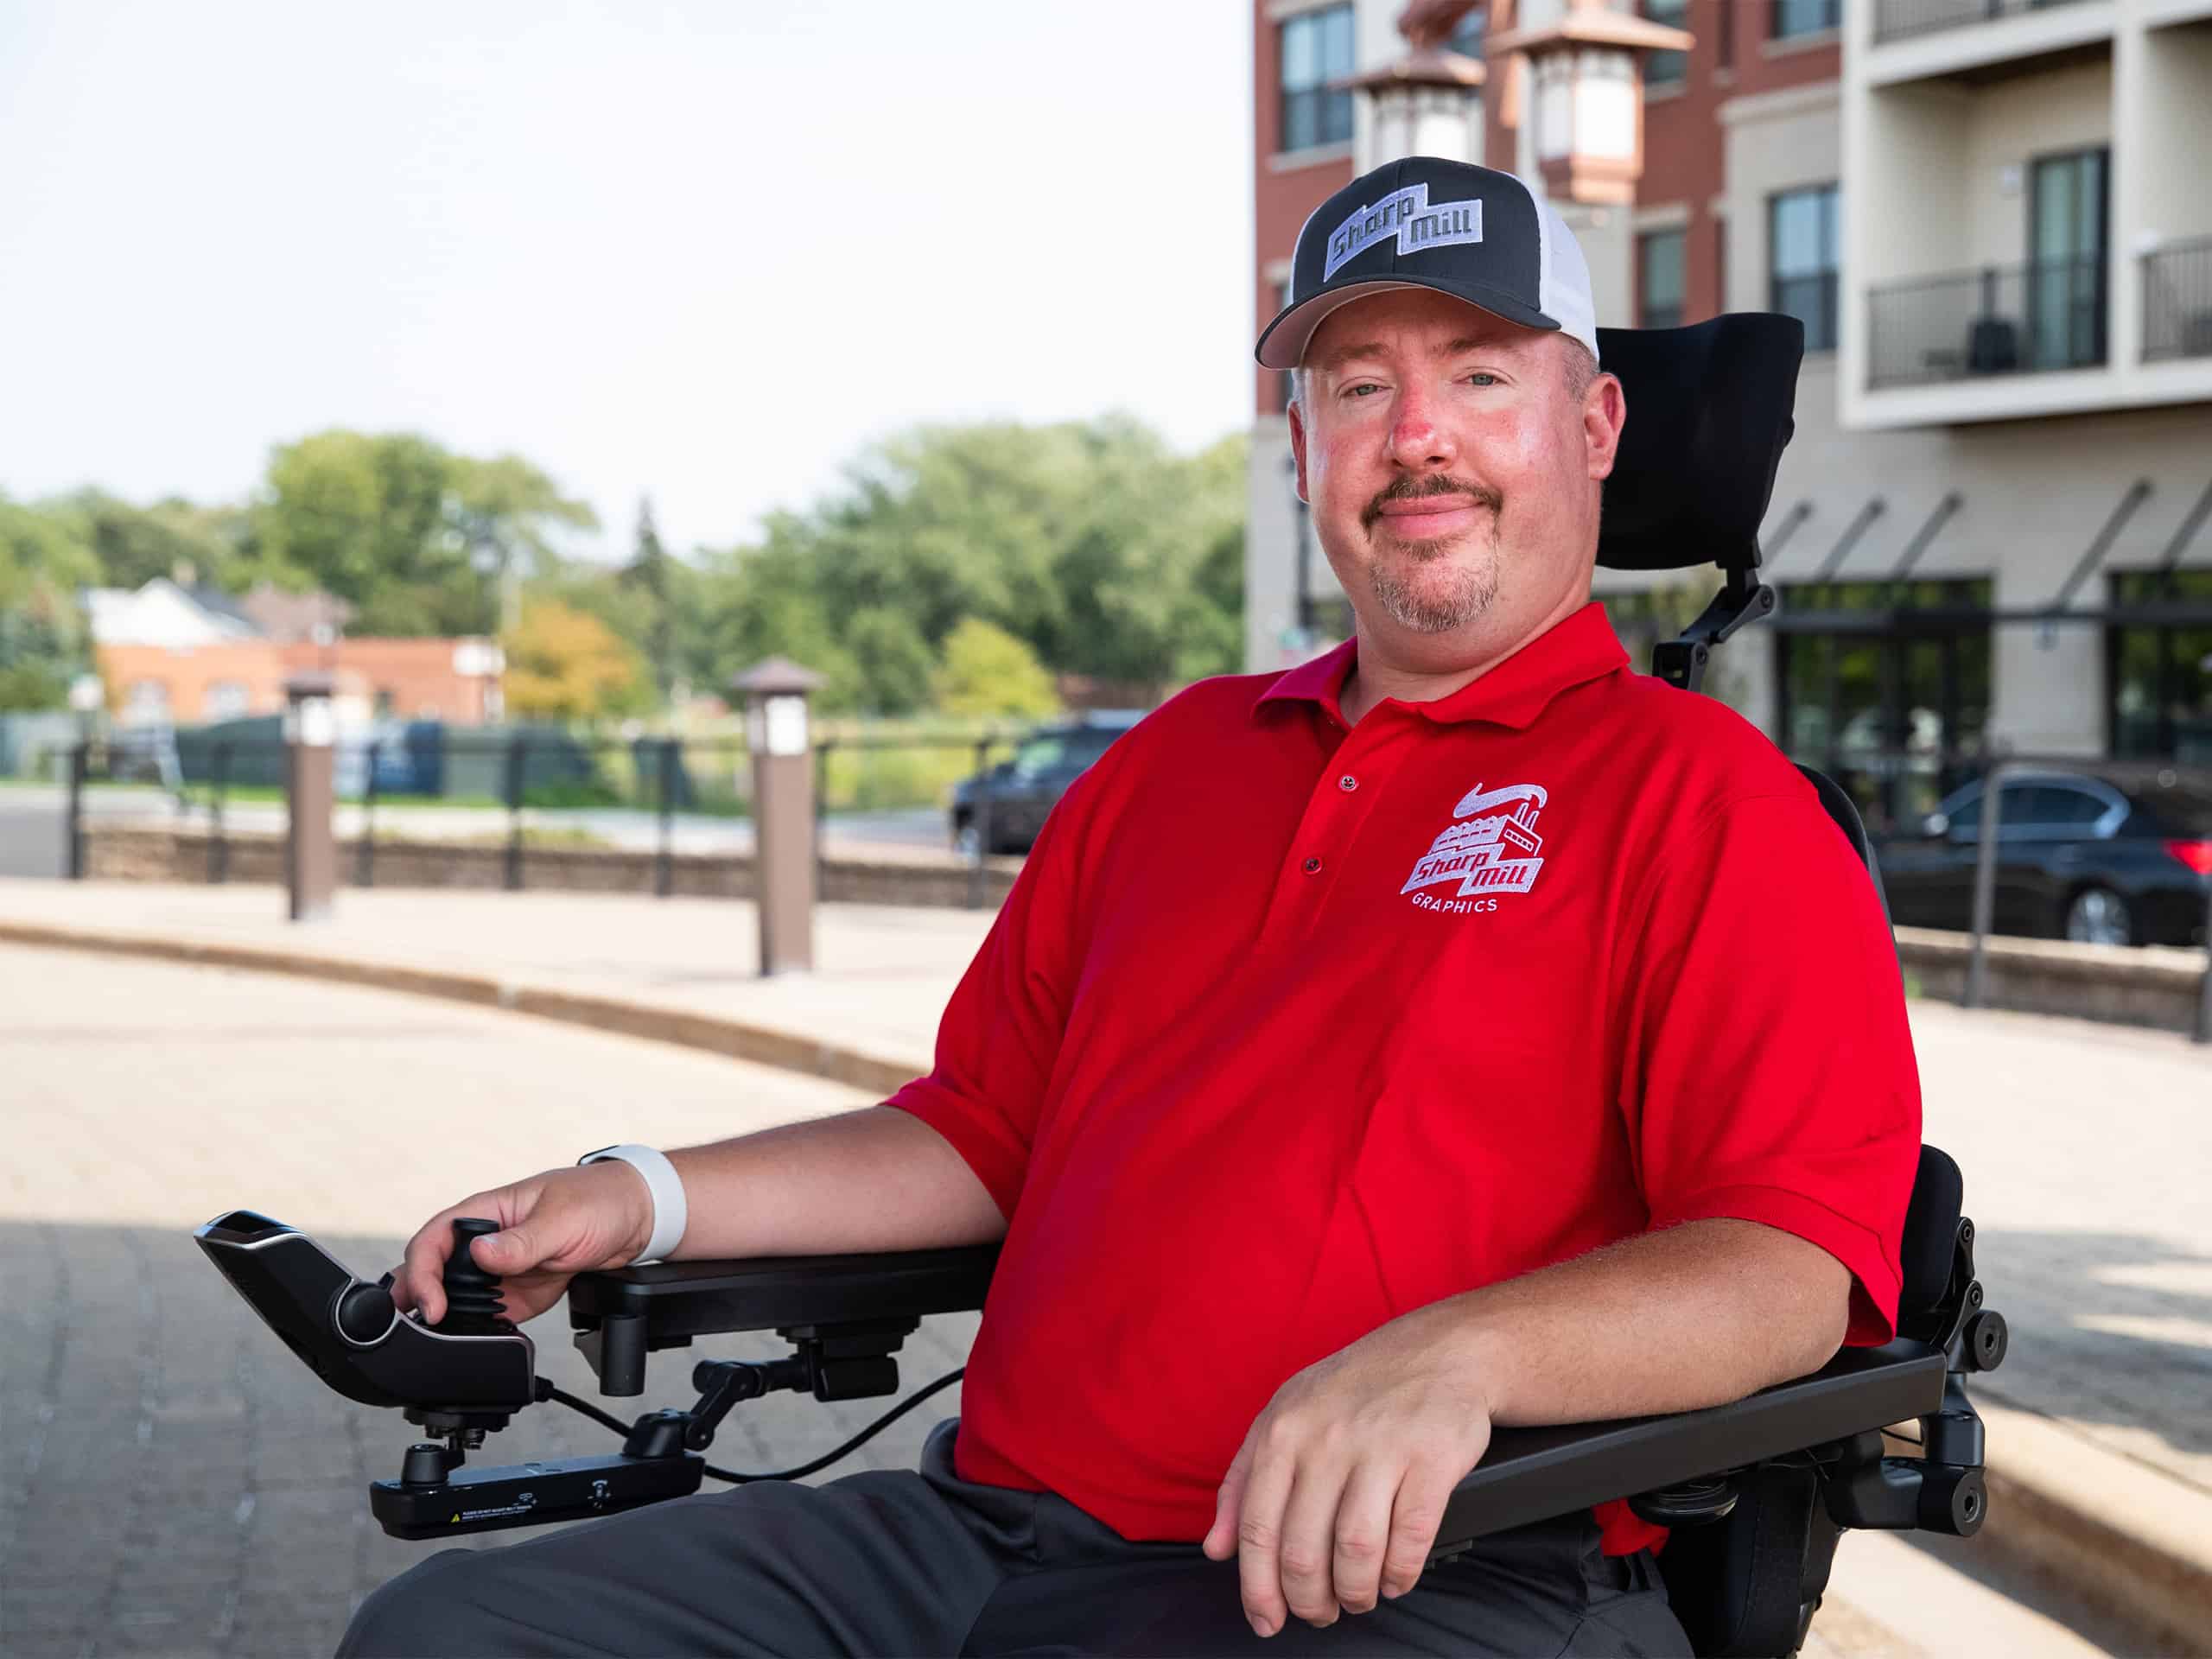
[338,1418,1688,1657]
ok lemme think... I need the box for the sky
[0,1,1256,563]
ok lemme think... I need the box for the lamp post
[734,657,826,976]
[283,671,338,922]
[1484,0,1692,207]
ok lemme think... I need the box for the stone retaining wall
[82,826,1019,910]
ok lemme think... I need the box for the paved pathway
[0,937,2159,1656]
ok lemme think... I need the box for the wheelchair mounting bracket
[1652,564,1777,694]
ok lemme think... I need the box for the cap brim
[1254,276,1562,371]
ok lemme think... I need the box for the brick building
[1248,0,2212,831]
[89,577,504,727]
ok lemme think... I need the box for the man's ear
[1287,397,1311,503]
[1585,372,1626,484]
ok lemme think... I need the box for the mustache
[1361,475,1501,533]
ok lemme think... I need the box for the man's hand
[1200,1310,1494,1637]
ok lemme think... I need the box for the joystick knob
[439,1217,513,1335]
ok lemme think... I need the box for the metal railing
[60,726,1033,911]
[2143,238,2212,364]
[1867,255,2107,389]
[1873,0,2096,46]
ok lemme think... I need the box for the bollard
[734,658,825,976]
[283,672,338,922]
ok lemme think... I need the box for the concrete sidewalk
[4,877,2209,1651]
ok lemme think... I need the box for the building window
[1279,4,1355,154]
[204,681,249,721]
[1775,578,1993,833]
[2107,569,2212,763]
[1718,0,1736,69]
[1772,0,1840,40]
[1770,183,1840,353]
[124,680,171,725]
[1643,0,1688,86]
[1448,6,1488,60]
[1638,229,1686,328]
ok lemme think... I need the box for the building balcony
[1873,0,2096,46]
[1867,256,2107,389]
[2144,238,2212,364]
[1862,0,2113,88]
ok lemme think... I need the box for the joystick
[439,1218,512,1335]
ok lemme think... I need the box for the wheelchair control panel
[194,1210,958,1541]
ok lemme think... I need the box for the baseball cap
[1255,156,1599,372]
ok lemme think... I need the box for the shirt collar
[1253,601,1630,731]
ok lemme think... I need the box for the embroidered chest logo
[1401,782,1548,912]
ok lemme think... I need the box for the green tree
[0,497,99,711]
[252,431,595,636]
[47,490,249,592]
[621,497,675,703]
[934,618,1060,718]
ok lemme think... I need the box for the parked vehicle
[949,712,1144,855]
[1876,765,2212,946]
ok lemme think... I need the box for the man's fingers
[1233,1446,1297,1638]
[1380,1467,1454,1602]
[1276,1459,1348,1628]
[1330,1461,1402,1616]
[1203,1443,1252,1561]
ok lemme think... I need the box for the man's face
[1287,288,1624,661]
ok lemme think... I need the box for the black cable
[539,1368,966,1484]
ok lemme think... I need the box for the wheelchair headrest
[1900,1145,1965,1316]
[1594,314,1804,575]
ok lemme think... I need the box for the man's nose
[1385,384,1456,471]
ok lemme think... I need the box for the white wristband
[578,1144,688,1265]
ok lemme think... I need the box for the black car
[1876,766,2212,946]
[949,712,1143,855]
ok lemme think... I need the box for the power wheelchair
[195,314,2010,1659]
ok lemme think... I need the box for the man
[342,159,1919,1657]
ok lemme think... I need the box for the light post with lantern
[734,657,826,976]
[283,670,339,922]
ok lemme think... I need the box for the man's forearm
[1410,1217,1853,1427]
[663,1106,1007,1262]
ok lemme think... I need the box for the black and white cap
[1255,156,1599,371]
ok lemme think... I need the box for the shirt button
[1302,856,1323,874]
[1338,774,1357,792]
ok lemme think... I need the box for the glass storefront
[2107,569,2212,765]
[1775,578,1993,833]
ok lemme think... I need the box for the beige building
[1248,0,2212,834]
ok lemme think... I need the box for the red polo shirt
[887,601,1922,1556]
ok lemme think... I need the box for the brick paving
[0,945,971,1659]
[10,886,2210,1655]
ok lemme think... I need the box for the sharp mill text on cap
[1256,156,1600,372]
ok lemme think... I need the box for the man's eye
[1344,383,1384,398]
[1466,372,1499,387]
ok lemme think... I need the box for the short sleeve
[882,782,1092,1221]
[1615,790,1923,1344]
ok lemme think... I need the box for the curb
[1943,1399,2212,1657]
[8,918,2209,1652]
[0,918,925,1099]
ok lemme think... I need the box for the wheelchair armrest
[1432,1340,1949,1553]
[567,1245,1000,1394]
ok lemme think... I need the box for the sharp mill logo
[1323,184,1484,282]
[1402,782,1548,913]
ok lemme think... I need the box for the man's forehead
[1301,289,1541,372]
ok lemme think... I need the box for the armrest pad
[1433,1341,1949,1549]
[567,1245,1000,1347]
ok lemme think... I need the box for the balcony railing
[1866,256,2107,389]
[2144,238,2212,364]
[1873,0,2096,46]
